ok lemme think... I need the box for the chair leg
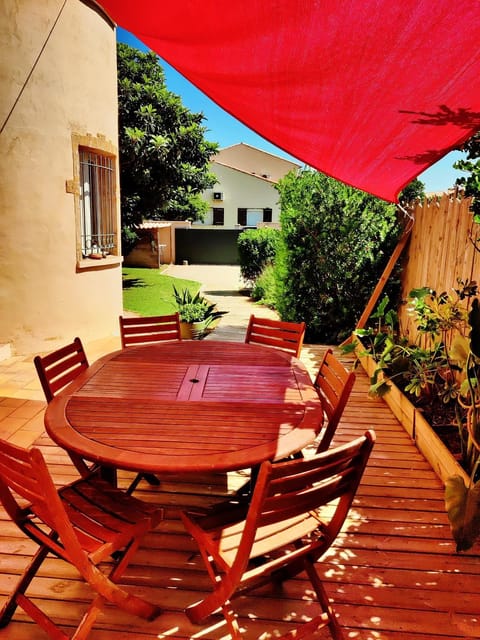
[0,544,50,628]
[15,592,70,640]
[71,594,107,640]
[221,599,243,639]
[185,546,237,625]
[303,558,345,640]
[92,538,162,622]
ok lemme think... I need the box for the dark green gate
[175,228,243,265]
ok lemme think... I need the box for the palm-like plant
[172,285,227,328]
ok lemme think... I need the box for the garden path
[163,264,279,341]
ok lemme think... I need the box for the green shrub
[237,227,280,286]
[251,264,277,307]
[275,169,402,343]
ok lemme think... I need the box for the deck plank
[1,344,480,639]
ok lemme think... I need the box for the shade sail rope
[0,0,68,137]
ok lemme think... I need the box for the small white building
[197,143,301,229]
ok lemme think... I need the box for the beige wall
[0,0,123,354]
[213,143,301,182]
[123,221,192,267]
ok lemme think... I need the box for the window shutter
[213,208,224,225]
[263,208,272,222]
[237,208,247,226]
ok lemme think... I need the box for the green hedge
[237,227,280,286]
[274,169,402,343]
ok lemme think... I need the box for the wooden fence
[397,192,478,343]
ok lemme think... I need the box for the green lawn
[122,268,200,316]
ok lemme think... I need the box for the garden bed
[355,344,469,485]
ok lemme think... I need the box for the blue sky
[117,28,466,195]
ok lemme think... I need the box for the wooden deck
[1,345,480,639]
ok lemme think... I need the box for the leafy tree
[399,178,425,206]
[117,43,218,248]
[274,169,402,343]
[455,132,480,220]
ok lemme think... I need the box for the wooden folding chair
[34,337,96,478]
[119,313,181,348]
[181,430,375,640]
[244,314,305,357]
[0,438,163,640]
[313,348,356,452]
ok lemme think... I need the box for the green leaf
[354,328,373,337]
[369,379,391,398]
[340,341,358,354]
[445,475,480,552]
[408,286,432,300]
[449,335,470,367]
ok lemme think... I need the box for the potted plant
[172,285,228,340]
[178,302,209,339]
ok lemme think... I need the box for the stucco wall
[0,0,123,354]
[199,163,281,229]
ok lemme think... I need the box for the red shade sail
[98,1,480,202]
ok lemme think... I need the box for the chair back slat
[260,467,357,528]
[245,315,305,357]
[314,348,356,452]
[243,431,375,554]
[0,439,67,534]
[119,313,181,348]
[34,337,89,402]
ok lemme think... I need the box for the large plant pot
[180,322,193,340]
[180,320,207,340]
[355,340,469,485]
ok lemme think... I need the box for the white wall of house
[196,163,279,229]
[0,0,123,355]
[197,145,300,230]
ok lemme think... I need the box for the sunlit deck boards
[1,346,479,639]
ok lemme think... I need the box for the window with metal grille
[79,148,116,258]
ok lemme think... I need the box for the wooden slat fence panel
[399,192,478,346]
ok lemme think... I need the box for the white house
[197,143,301,229]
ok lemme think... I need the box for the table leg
[100,465,118,486]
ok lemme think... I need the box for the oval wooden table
[44,341,323,477]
